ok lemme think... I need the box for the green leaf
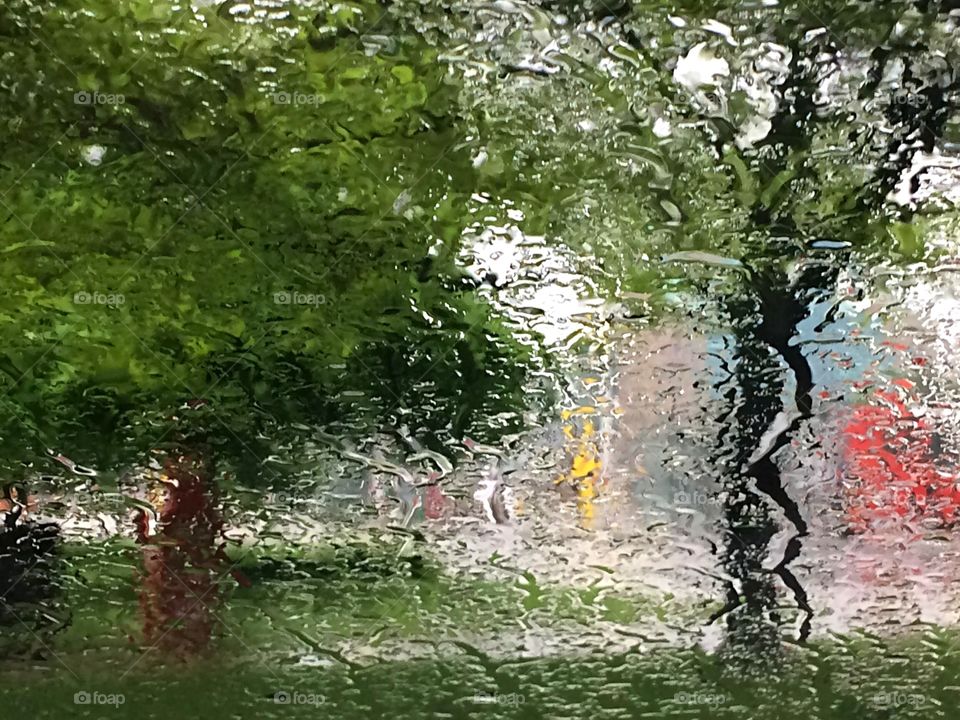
[391,65,415,84]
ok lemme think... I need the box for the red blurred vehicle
[841,374,959,532]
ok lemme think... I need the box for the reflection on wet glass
[2,0,960,718]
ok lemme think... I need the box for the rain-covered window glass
[2,1,960,718]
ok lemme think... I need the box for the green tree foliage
[0,0,532,476]
[2,0,957,478]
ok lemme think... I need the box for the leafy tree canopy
[2,0,958,479]
[0,0,533,478]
